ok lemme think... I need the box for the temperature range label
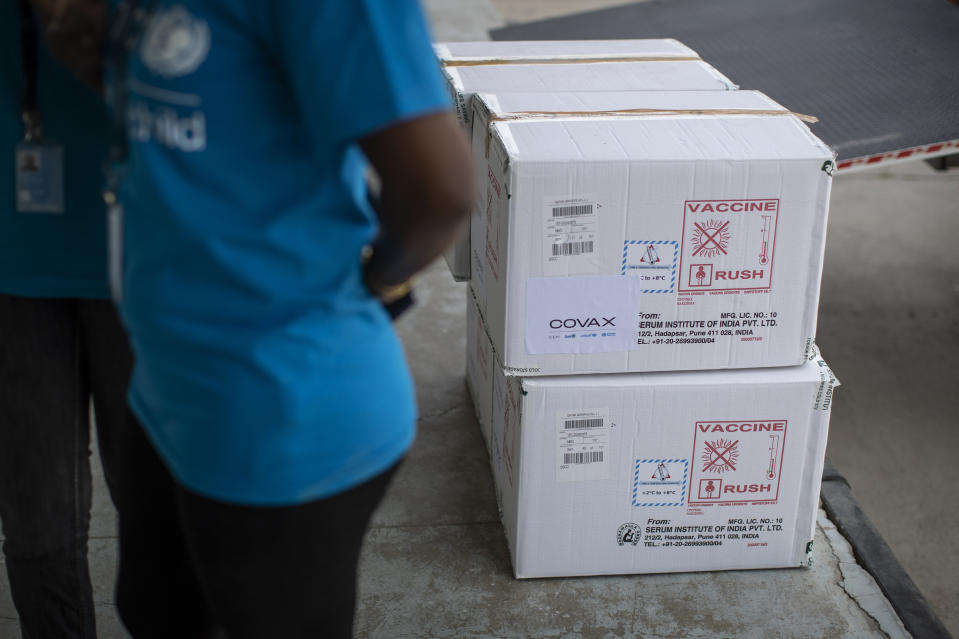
[633,459,688,507]
[678,199,778,293]
[621,240,678,293]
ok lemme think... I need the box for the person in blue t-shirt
[95,1,472,636]
[0,2,131,638]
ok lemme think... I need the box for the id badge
[107,200,124,302]
[15,143,64,214]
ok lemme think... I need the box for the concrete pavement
[1,1,955,637]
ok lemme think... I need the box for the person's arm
[264,0,471,301]
[359,111,474,300]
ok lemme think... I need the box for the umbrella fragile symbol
[652,462,671,481]
[640,244,661,264]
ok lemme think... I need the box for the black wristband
[382,289,415,321]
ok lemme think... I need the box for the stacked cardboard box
[470,89,834,374]
[446,41,839,579]
[466,290,837,578]
[436,40,738,281]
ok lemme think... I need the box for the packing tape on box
[441,55,702,67]
[484,108,819,157]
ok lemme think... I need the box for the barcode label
[557,408,609,481]
[563,418,604,430]
[552,241,594,256]
[564,451,604,465]
[552,204,594,217]
[544,196,600,276]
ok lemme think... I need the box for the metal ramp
[491,0,959,172]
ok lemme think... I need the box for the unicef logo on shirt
[140,5,211,78]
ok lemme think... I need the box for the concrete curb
[821,458,953,639]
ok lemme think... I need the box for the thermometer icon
[758,215,771,265]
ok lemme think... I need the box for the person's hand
[29,0,107,90]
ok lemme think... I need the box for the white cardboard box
[469,90,835,375]
[436,39,698,65]
[435,40,737,281]
[436,39,733,131]
[466,285,495,451]
[486,341,838,578]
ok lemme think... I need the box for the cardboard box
[437,40,734,131]
[486,340,839,578]
[466,285,494,451]
[435,38,697,65]
[469,90,835,375]
[435,40,737,281]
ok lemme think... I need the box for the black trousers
[0,295,132,639]
[114,414,400,639]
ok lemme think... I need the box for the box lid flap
[435,39,696,62]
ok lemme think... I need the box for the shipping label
[678,199,779,293]
[543,196,600,276]
[525,275,642,355]
[688,419,788,506]
[634,514,791,552]
[557,408,609,482]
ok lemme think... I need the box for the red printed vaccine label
[678,199,778,293]
[688,420,787,505]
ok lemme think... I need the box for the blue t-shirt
[117,0,450,505]
[0,4,111,299]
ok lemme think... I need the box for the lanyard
[17,0,42,142]
[103,0,155,201]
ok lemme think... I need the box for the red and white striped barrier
[836,138,959,173]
